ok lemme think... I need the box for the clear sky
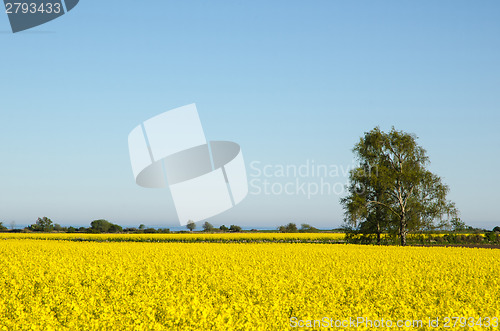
[1,0,499,230]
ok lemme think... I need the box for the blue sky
[1,0,499,230]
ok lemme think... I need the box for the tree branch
[367,200,400,218]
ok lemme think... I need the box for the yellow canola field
[0,239,499,330]
[0,232,486,244]
[0,232,345,242]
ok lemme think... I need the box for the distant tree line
[0,217,252,234]
[186,221,243,233]
[0,217,170,234]
[0,218,497,238]
[278,223,319,233]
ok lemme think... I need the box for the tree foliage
[202,222,214,232]
[229,225,242,232]
[28,217,54,232]
[299,224,319,233]
[341,127,458,246]
[450,217,466,231]
[278,223,298,233]
[90,219,122,233]
[186,220,196,232]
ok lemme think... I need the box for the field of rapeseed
[0,232,345,243]
[1,236,499,330]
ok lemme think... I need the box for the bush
[229,225,242,232]
[28,217,54,232]
[90,219,122,233]
[203,222,214,232]
[109,224,122,233]
[278,223,298,233]
[485,232,498,243]
[434,235,445,244]
[299,224,319,233]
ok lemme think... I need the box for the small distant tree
[29,217,54,232]
[203,222,214,232]
[9,221,15,230]
[186,220,196,232]
[40,217,54,232]
[219,225,228,232]
[229,225,242,232]
[278,223,302,233]
[54,223,63,232]
[90,219,122,233]
[450,217,466,232]
[90,219,113,233]
[139,224,145,230]
[0,222,7,232]
[300,224,319,233]
[285,223,298,233]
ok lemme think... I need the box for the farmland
[0,235,499,330]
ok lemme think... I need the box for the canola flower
[0,238,499,330]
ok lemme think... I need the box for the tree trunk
[376,220,381,244]
[400,231,406,246]
[400,215,407,246]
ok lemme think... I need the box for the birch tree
[342,127,457,246]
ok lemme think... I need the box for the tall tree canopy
[341,127,458,246]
